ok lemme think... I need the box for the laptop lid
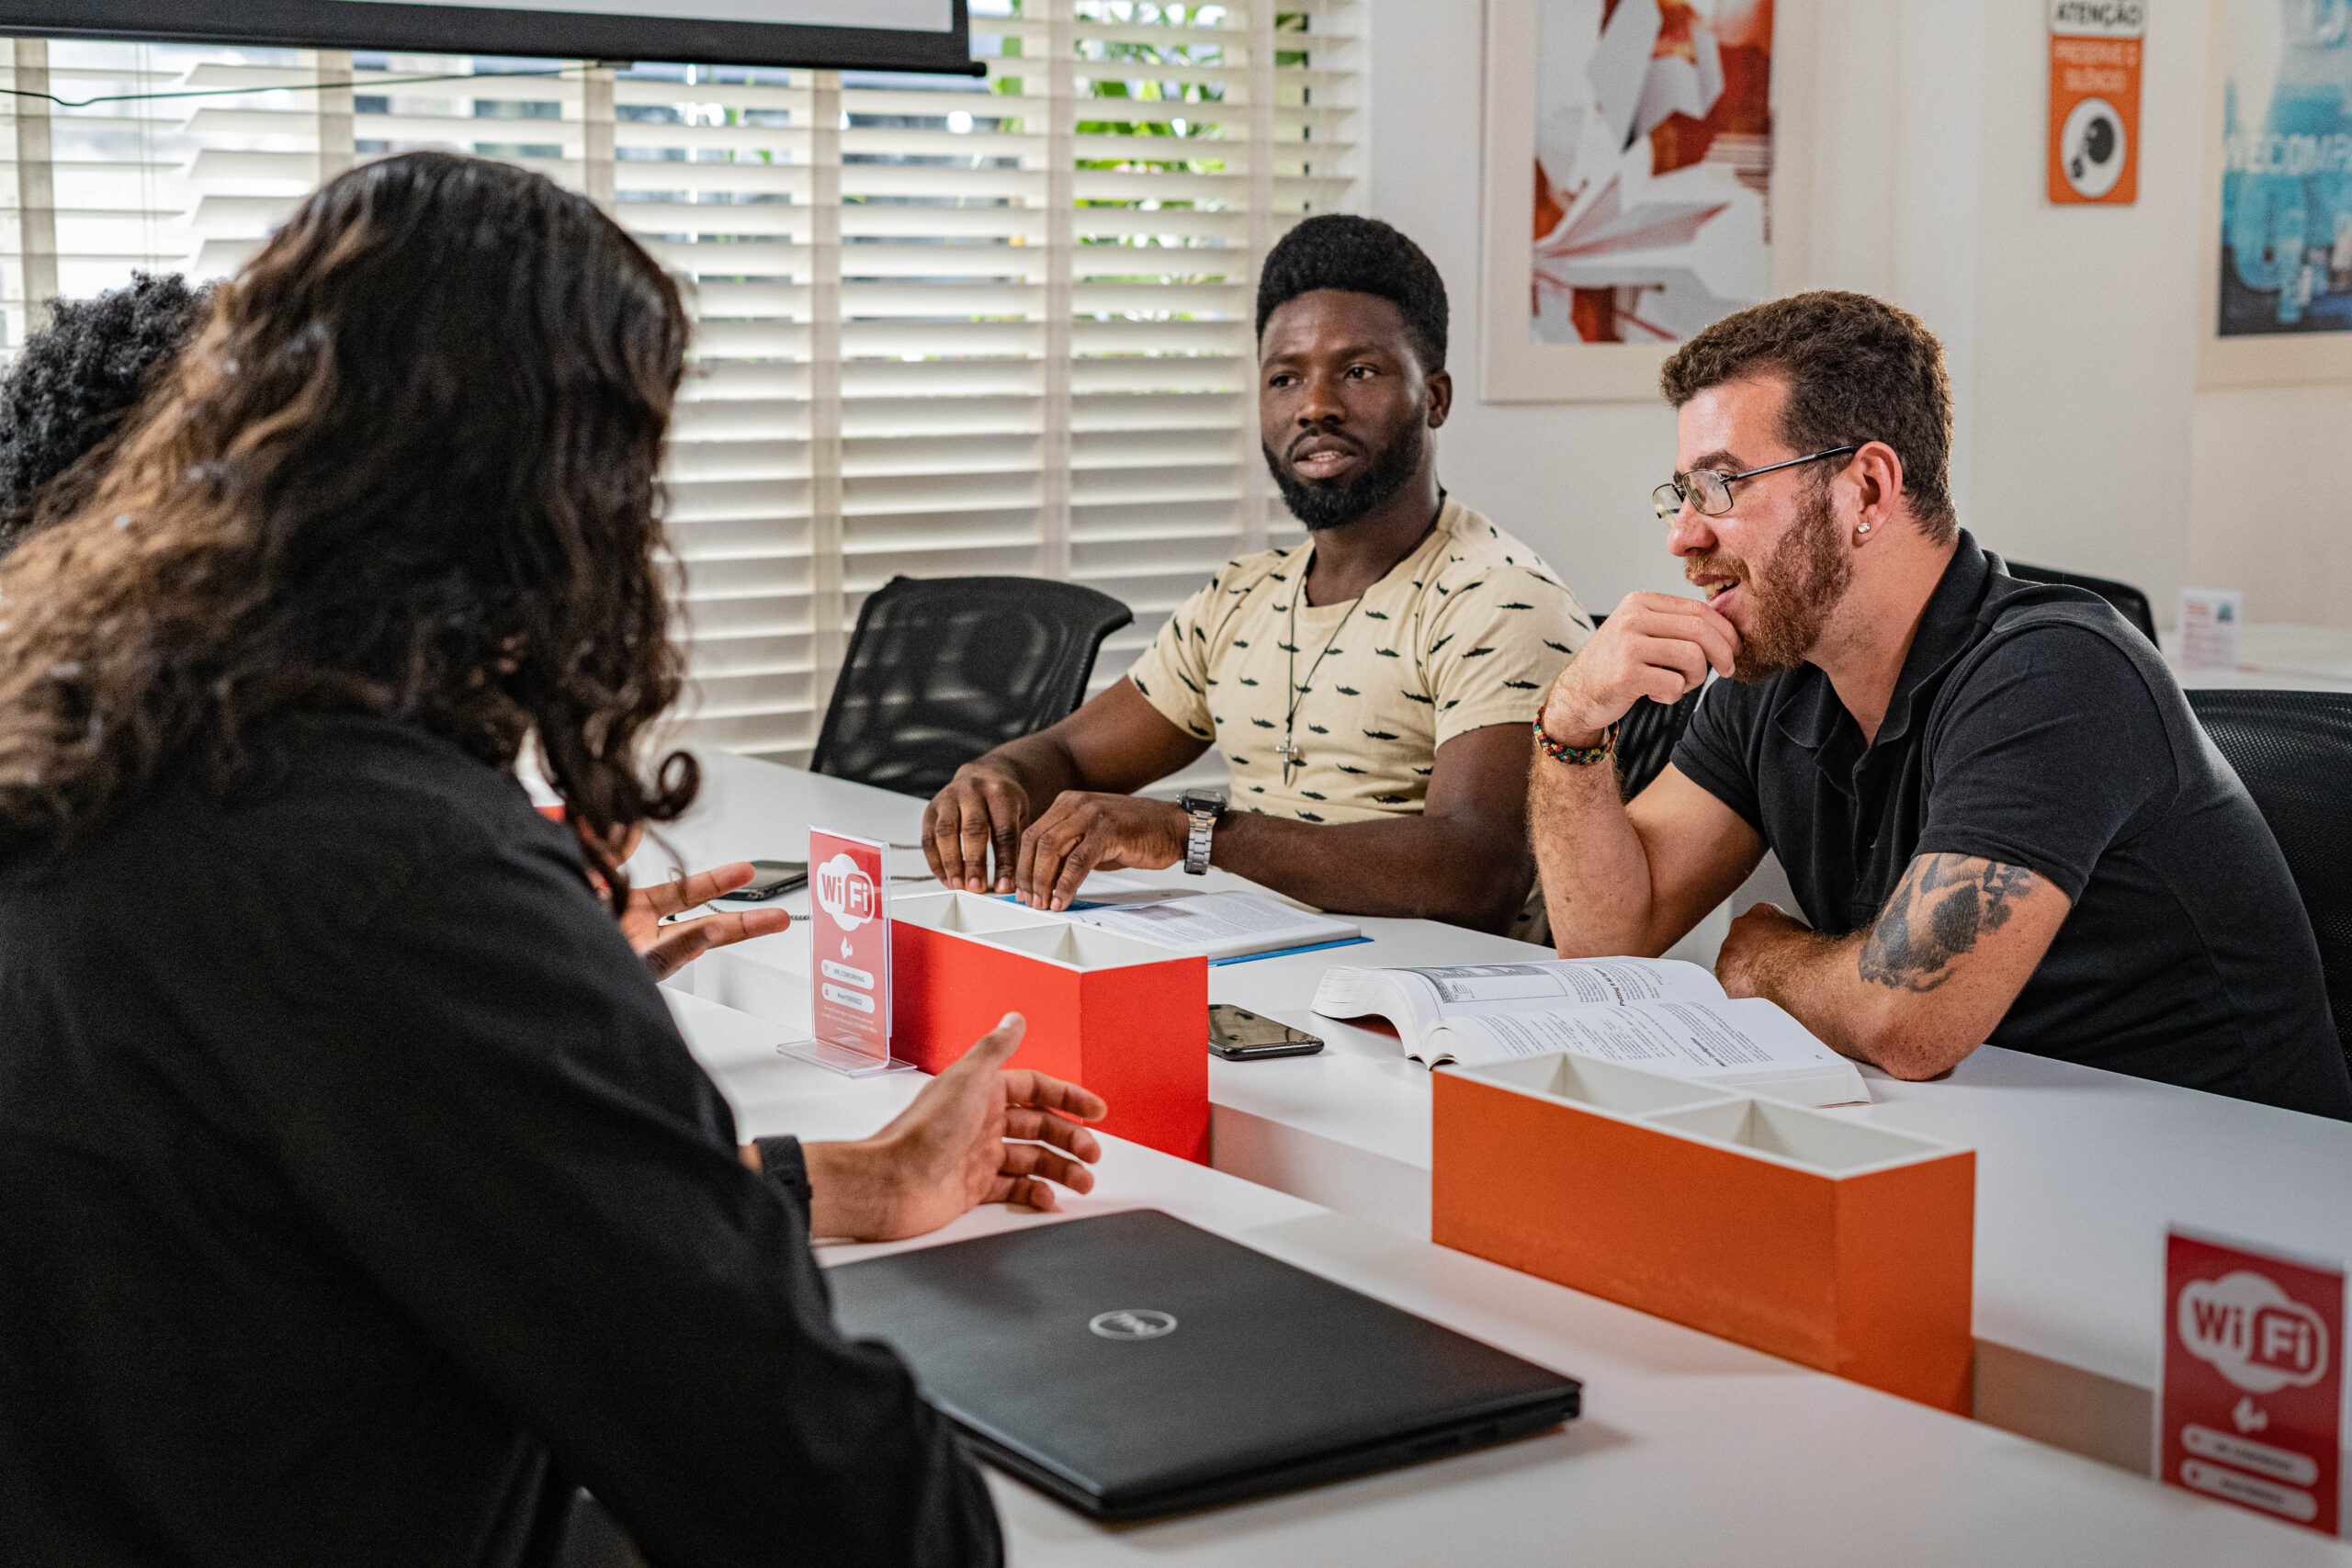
[826,1209,1581,1521]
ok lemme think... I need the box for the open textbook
[1062,890,1362,963]
[1310,957,1870,1107]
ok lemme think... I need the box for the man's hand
[801,1015,1108,1241]
[1015,792,1188,911]
[619,863,795,982]
[1537,592,1739,748]
[922,761,1032,893]
[1713,901,1816,998]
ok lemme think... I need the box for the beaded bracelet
[1532,716,1618,768]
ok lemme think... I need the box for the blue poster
[2219,0,2352,336]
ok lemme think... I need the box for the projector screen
[0,0,977,73]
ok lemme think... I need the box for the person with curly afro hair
[0,270,214,555]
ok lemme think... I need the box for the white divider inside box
[1648,1100,1945,1174]
[1451,1055,1966,1179]
[1466,1053,1740,1119]
[892,891,1185,972]
[892,890,1060,937]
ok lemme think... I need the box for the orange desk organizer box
[1433,1054,1974,1414]
[890,892,1208,1163]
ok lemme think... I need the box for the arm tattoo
[1857,854,2037,993]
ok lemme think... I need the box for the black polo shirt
[1672,530,2352,1120]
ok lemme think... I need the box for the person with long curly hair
[0,266,799,981]
[0,151,1102,1566]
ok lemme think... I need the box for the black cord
[0,62,626,112]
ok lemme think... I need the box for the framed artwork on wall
[2198,0,2352,389]
[1479,0,1813,403]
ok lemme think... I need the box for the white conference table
[642,749,2352,1483]
[668,987,2350,1566]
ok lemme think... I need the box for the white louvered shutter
[0,5,1360,767]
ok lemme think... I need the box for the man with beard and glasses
[922,215,1591,931]
[1530,290,2350,1118]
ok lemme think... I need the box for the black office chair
[1616,689,1702,801]
[2185,689,2352,1074]
[809,574,1133,799]
[2005,561,2159,645]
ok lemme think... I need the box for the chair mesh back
[2007,561,2159,645]
[1616,689,1702,801]
[810,575,1134,799]
[2186,689,2352,1072]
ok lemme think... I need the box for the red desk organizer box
[889,892,1208,1163]
[1433,1053,1974,1413]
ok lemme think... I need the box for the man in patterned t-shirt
[922,216,1592,931]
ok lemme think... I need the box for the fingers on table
[924,791,975,890]
[920,799,952,883]
[924,783,1000,891]
[1046,839,1098,912]
[989,815,1021,897]
[957,806,997,891]
[931,777,1024,892]
[1013,815,1056,908]
[1017,811,1099,911]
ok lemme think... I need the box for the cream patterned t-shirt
[1126,499,1592,823]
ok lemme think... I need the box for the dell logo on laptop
[1089,1308,1178,1341]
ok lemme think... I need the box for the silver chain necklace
[1272,496,1447,786]
[1278,556,1363,787]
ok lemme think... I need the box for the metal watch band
[1184,809,1216,874]
[1181,791,1224,875]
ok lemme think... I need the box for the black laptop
[825,1209,1581,1522]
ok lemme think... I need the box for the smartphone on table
[1208,1003,1325,1061]
[709,860,807,903]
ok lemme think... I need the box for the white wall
[1359,0,2352,630]
[1360,0,1681,615]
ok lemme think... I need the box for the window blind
[0,4,1356,766]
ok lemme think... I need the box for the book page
[1430,998,1846,1074]
[1396,957,1725,1012]
[1310,965,1449,1047]
[1066,891,1356,959]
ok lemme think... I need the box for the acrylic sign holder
[890,891,1209,1162]
[2159,1226,2349,1536]
[785,828,914,1078]
[1433,1053,1975,1413]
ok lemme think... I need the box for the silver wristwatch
[1179,789,1227,875]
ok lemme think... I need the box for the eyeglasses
[1651,445,1861,522]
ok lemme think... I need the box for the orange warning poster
[2048,0,2143,205]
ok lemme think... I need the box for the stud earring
[1857,523,1871,535]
